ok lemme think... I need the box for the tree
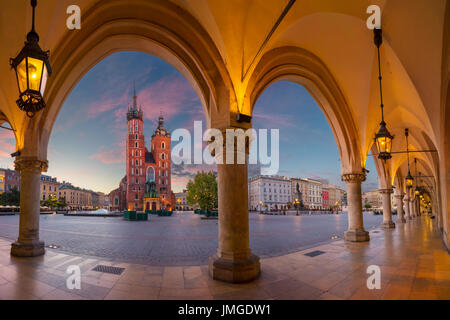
[57,197,67,209]
[0,187,20,206]
[364,203,372,209]
[186,171,218,211]
[41,195,60,209]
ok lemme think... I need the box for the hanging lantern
[374,121,393,160]
[405,171,414,189]
[404,129,413,188]
[373,28,394,161]
[10,0,52,118]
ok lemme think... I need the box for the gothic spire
[158,109,164,129]
[132,81,138,111]
[127,81,143,121]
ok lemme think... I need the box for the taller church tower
[126,83,145,210]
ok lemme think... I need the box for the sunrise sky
[0,51,378,194]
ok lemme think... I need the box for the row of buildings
[0,168,109,210]
[174,190,194,211]
[248,175,346,211]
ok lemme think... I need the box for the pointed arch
[246,46,363,175]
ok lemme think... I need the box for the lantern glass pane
[16,58,28,93]
[40,64,48,96]
[27,57,44,92]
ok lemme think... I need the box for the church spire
[158,109,164,129]
[153,109,170,137]
[127,81,143,121]
[132,81,138,111]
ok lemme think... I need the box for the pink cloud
[0,129,15,160]
[252,113,296,129]
[89,143,125,165]
[137,75,197,122]
[87,89,130,119]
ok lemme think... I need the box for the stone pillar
[404,196,412,220]
[342,173,369,242]
[395,194,406,223]
[380,189,395,228]
[11,157,48,257]
[416,199,421,216]
[209,130,260,283]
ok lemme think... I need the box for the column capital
[14,157,48,173]
[379,188,393,194]
[341,173,366,183]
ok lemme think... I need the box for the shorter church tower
[150,113,172,207]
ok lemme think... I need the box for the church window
[161,153,165,160]
[161,142,165,149]
[135,142,138,148]
[135,134,138,140]
[135,151,138,156]
[162,162,165,168]
[135,169,139,175]
[135,160,138,166]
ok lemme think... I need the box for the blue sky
[0,51,378,193]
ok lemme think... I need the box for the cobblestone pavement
[0,212,383,266]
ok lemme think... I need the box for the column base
[397,217,406,223]
[381,221,396,229]
[209,253,260,283]
[344,230,370,242]
[11,241,45,257]
[408,216,413,220]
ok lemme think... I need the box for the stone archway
[246,47,363,174]
[441,79,450,248]
[245,46,368,242]
[10,0,237,259]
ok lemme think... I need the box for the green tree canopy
[40,196,67,209]
[41,195,59,209]
[186,171,218,211]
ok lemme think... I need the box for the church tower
[126,83,145,211]
[150,112,172,207]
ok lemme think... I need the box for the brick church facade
[109,86,175,211]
